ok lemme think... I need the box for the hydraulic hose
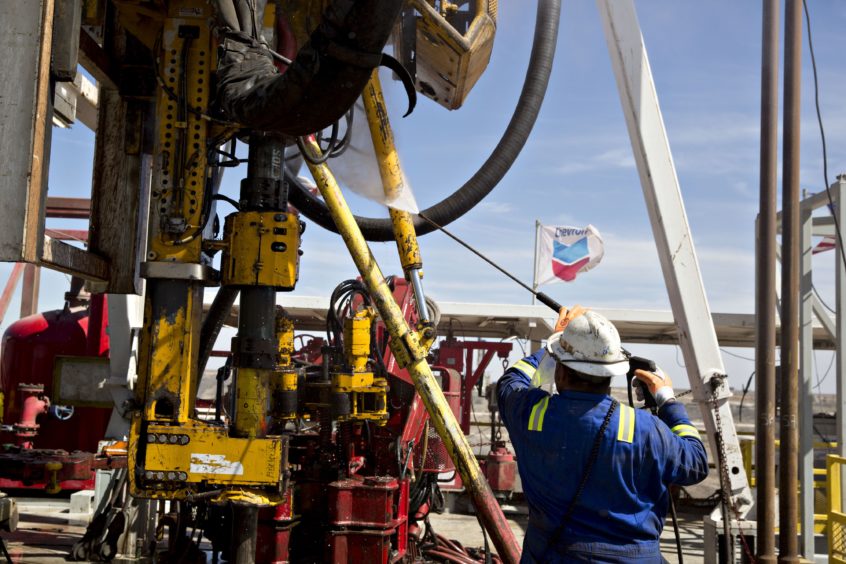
[199,286,239,375]
[215,0,405,136]
[287,0,562,241]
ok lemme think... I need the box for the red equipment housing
[0,293,111,490]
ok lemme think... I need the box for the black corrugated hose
[286,0,562,241]
[214,0,405,136]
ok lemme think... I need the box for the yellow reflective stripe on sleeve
[616,404,635,443]
[536,396,551,431]
[671,423,701,440]
[513,360,537,378]
[527,396,550,431]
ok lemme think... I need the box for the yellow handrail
[827,454,846,563]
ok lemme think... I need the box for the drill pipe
[305,144,521,564]
[755,0,779,561]
[778,0,802,561]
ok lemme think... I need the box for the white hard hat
[546,310,629,379]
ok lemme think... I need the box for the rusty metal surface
[755,0,779,561]
[779,1,802,562]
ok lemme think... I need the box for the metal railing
[827,454,846,563]
[741,438,835,536]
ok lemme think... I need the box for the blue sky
[13,1,846,394]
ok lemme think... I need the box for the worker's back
[497,351,708,563]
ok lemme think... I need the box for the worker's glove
[634,367,675,409]
[554,305,588,333]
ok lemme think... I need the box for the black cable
[719,348,755,362]
[330,109,355,158]
[813,284,836,314]
[0,536,12,564]
[803,0,846,269]
[211,194,242,211]
[737,370,755,423]
[668,496,684,564]
[418,213,561,313]
[476,513,493,564]
[813,349,836,392]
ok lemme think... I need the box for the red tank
[0,294,110,453]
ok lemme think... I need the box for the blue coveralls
[497,350,708,563]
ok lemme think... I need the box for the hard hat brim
[546,333,630,379]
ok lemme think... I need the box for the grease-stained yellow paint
[129,417,282,502]
[363,73,423,272]
[221,211,300,289]
[232,367,270,438]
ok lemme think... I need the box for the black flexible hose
[199,286,240,374]
[287,0,562,241]
[216,0,405,136]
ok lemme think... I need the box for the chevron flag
[535,224,604,284]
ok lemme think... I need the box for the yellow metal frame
[828,454,846,562]
[742,437,836,535]
[127,0,286,505]
[130,417,284,500]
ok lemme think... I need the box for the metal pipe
[755,0,779,561]
[232,503,258,564]
[409,269,430,322]
[199,286,239,374]
[779,0,802,561]
[305,143,521,563]
[231,134,285,440]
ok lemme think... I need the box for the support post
[532,220,540,305]
[20,264,40,318]
[755,1,779,560]
[0,264,25,325]
[0,0,54,262]
[799,199,815,559]
[305,141,521,564]
[836,176,846,516]
[779,1,802,561]
[597,0,752,523]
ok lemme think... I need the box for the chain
[709,376,756,564]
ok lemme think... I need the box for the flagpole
[531,220,540,304]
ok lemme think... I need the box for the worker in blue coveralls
[497,306,708,563]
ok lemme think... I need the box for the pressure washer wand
[418,213,563,314]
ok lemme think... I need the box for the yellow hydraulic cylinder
[362,72,431,323]
[344,308,373,372]
[233,367,270,439]
[271,314,297,420]
[303,139,521,564]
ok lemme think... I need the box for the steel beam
[46,197,91,219]
[40,235,109,282]
[20,264,41,318]
[0,0,55,262]
[597,0,752,525]
[0,264,25,325]
[799,201,815,559]
[835,177,846,514]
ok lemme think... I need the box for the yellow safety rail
[741,438,835,535]
[827,454,846,563]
